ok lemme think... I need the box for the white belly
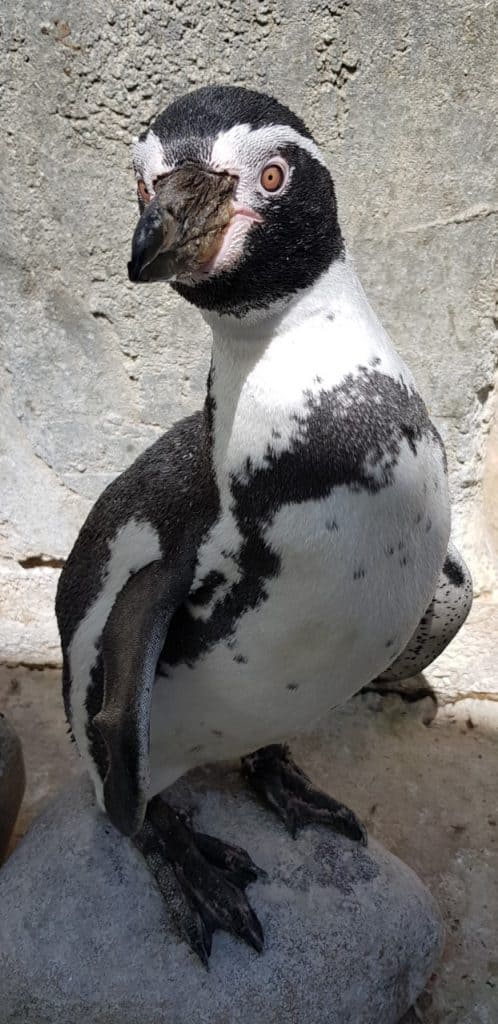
[150,436,449,792]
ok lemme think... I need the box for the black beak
[128,163,236,284]
[128,197,179,282]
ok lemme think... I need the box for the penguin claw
[134,797,264,964]
[242,743,368,846]
[195,830,265,887]
[184,904,213,968]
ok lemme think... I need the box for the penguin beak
[128,163,237,283]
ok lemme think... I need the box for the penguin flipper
[93,559,183,837]
[374,540,473,685]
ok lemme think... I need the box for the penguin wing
[57,411,218,836]
[93,558,188,837]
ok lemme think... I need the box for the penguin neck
[204,253,379,481]
[203,253,358,344]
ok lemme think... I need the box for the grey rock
[0,769,443,1024]
[0,713,25,862]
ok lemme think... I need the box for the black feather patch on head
[147,85,314,147]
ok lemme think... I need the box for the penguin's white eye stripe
[133,129,174,192]
[210,124,328,174]
[132,123,327,194]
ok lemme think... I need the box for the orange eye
[137,179,151,203]
[260,164,285,192]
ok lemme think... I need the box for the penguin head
[129,85,343,318]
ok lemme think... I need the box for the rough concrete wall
[1,1,497,683]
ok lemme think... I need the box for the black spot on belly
[234,654,248,664]
[221,547,236,560]
[443,555,465,588]
[287,682,299,691]
[161,367,445,670]
[189,570,226,606]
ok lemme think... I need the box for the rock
[0,713,25,862]
[0,561,62,667]
[0,768,443,1024]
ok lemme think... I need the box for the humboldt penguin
[56,85,473,963]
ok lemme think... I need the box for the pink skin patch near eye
[198,206,264,277]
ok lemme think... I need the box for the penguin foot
[133,796,264,965]
[242,743,367,845]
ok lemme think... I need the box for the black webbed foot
[133,796,264,966]
[242,743,367,846]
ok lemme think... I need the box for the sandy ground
[1,663,497,1024]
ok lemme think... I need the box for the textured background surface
[0,0,497,681]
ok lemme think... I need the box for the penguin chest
[152,360,450,783]
[171,361,449,685]
[188,457,446,692]
[154,433,449,778]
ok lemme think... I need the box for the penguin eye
[137,180,151,204]
[260,164,285,193]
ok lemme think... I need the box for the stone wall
[1,1,497,685]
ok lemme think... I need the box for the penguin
[56,85,473,964]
